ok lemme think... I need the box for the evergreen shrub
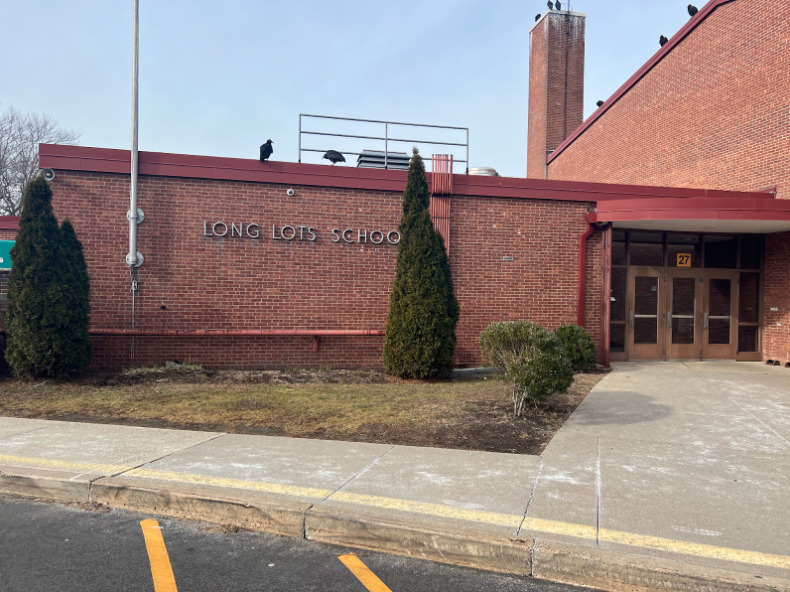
[383,148,459,378]
[479,321,574,415]
[4,176,92,378]
[554,324,597,371]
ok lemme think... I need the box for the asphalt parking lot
[0,496,585,592]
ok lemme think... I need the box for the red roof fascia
[547,0,737,165]
[0,216,20,231]
[599,197,790,213]
[39,144,769,206]
[591,193,790,223]
[588,210,790,224]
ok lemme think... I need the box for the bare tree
[0,104,80,216]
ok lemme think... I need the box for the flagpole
[127,0,142,268]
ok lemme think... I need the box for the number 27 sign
[677,253,692,267]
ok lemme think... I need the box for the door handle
[704,313,709,329]
[630,311,634,328]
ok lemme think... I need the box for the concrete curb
[534,540,790,592]
[91,477,309,538]
[2,470,789,592]
[0,465,90,502]
[305,504,533,575]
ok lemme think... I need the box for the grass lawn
[0,367,606,455]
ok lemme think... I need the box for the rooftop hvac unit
[356,150,410,170]
[469,167,500,176]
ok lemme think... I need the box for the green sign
[0,240,14,269]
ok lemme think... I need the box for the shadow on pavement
[572,392,673,426]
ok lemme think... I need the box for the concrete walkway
[1,362,789,591]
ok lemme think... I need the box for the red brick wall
[547,0,789,197]
[0,230,17,240]
[765,232,790,363]
[527,12,586,179]
[48,170,595,369]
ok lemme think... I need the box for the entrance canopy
[585,195,790,234]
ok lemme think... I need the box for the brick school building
[1,0,788,369]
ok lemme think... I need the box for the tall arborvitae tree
[53,220,92,376]
[4,176,91,377]
[383,148,459,378]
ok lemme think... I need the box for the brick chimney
[527,9,586,179]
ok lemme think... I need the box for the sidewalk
[1,361,789,592]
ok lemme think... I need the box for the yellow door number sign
[677,253,692,267]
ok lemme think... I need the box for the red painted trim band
[88,329,385,337]
[39,144,767,205]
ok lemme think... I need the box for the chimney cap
[528,9,587,34]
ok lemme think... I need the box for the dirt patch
[0,367,606,455]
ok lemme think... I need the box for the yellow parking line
[0,453,128,475]
[601,529,790,570]
[140,519,179,592]
[331,491,522,528]
[339,554,392,592]
[124,467,333,500]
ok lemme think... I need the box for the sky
[1,0,694,178]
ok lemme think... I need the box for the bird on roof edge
[546,0,553,10]
[596,100,604,107]
[659,35,668,47]
[688,4,698,17]
[554,1,562,10]
[322,150,346,165]
[260,140,273,162]
[535,13,541,21]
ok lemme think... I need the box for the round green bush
[479,321,574,415]
[554,324,597,371]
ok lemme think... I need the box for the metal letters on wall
[203,222,400,245]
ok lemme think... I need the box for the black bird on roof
[322,150,346,165]
[659,35,668,46]
[535,13,541,21]
[259,139,273,162]
[546,0,553,10]
[554,1,562,10]
[596,100,604,107]
[688,4,698,16]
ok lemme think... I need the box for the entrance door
[627,268,664,359]
[666,270,701,360]
[703,272,739,359]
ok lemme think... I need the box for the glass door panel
[737,272,761,359]
[703,272,738,359]
[628,268,664,359]
[666,271,700,360]
[610,268,627,359]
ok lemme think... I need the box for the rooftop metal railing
[298,114,469,173]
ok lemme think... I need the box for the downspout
[577,223,595,327]
[601,224,613,367]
